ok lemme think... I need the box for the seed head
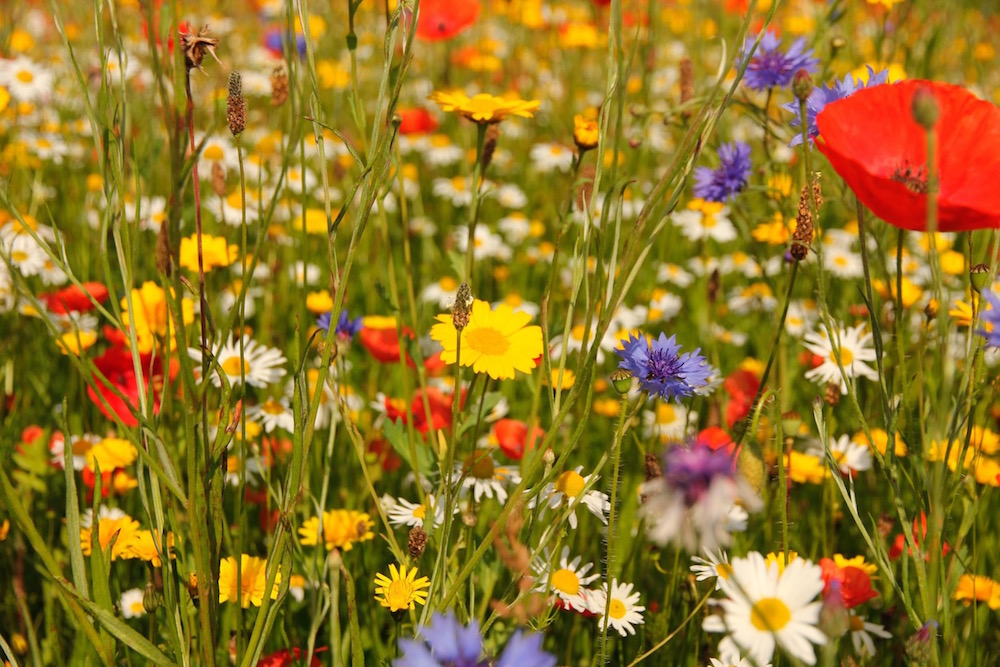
[180,24,219,72]
[408,526,427,560]
[451,282,474,331]
[270,66,289,107]
[790,177,822,261]
[227,71,246,137]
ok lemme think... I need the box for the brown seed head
[180,25,219,72]
[227,71,246,137]
[680,57,694,112]
[452,281,474,331]
[211,161,226,197]
[644,452,662,481]
[270,66,289,107]
[824,381,841,407]
[790,177,822,261]
[408,526,427,560]
[481,124,500,171]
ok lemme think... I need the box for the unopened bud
[911,87,940,130]
[791,69,814,103]
[830,36,847,54]
[461,511,477,527]
[610,369,633,394]
[970,263,991,293]
[143,582,159,613]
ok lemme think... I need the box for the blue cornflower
[977,288,1000,348]
[663,444,736,506]
[395,612,555,667]
[616,332,713,402]
[738,30,819,91]
[692,141,752,202]
[783,66,892,146]
[317,310,363,341]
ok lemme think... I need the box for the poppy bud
[143,582,159,614]
[610,369,633,394]
[911,87,940,130]
[792,69,814,103]
[737,446,765,495]
[970,263,991,293]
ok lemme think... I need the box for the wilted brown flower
[270,66,289,107]
[180,24,219,71]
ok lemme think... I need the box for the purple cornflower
[616,332,713,402]
[784,66,892,146]
[395,612,555,667]
[663,444,736,506]
[693,141,752,202]
[738,30,819,91]
[317,310,363,341]
[977,288,1000,348]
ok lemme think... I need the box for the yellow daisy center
[608,598,627,619]
[17,69,34,84]
[465,452,496,480]
[850,615,865,632]
[385,578,416,609]
[554,470,586,498]
[204,144,224,161]
[466,326,510,356]
[832,348,854,365]
[750,597,792,632]
[702,214,718,229]
[412,505,427,520]
[716,563,732,580]
[262,400,284,415]
[551,568,580,596]
[222,357,250,376]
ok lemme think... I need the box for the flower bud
[143,582,159,614]
[791,69,814,103]
[610,368,633,394]
[970,263,992,293]
[911,87,940,130]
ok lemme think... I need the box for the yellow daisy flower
[219,554,280,608]
[954,574,1000,609]
[430,299,544,380]
[298,509,375,551]
[429,90,540,124]
[179,234,238,272]
[373,563,430,612]
[573,114,599,151]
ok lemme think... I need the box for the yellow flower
[752,213,790,245]
[80,513,141,561]
[852,429,907,457]
[306,290,334,314]
[430,299,544,380]
[765,551,800,575]
[179,234,238,272]
[785,451,828,485]
[573,114,599,150]
[219,554,280,608]
[298,509,375,551]
[954,574,1000,609]
[316,60,350,90]
[373,563,430,612]
[429,90,540,124]
[120,281,195,354]
[559,22,603,49]
[832,554,878,576]
[85,437,138,472]
[127,530,175,567]
[56,330,97,356]
[0,519,10,541]
[0,86,9,114]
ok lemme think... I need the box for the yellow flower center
[440,276,458,290]
[702,214,717,228]
[413,505,427,520]
[466,326,510,356]
[832,348,854,365]
[204,144,224,161]
[550,568,580,595]
[17,69,34,83]
[262,400,284,415]
[716,563,732,580]
[834,256,848,267]
[850,615,865,632]
[608,598,627,619]
[385,578,416,610]
[554,470,585,498]
[750,597,792,632]
[222,357,250,376]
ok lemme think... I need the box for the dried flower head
[790,177,822,261]
[451,281,474,331]
[270,66,289,107]
[227,71,246,137]
[180,24,219,72]
[211,161,226,197]
[407,526,427,560]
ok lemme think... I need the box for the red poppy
[40,282,109,315]
[493,418,544,460]
[257,647,325,667]
[423,350,448,376]
[694,426,738,458]
[367,438,402,472]
[87,346,176,427]
[819,558,879,609]
[816,80,1000,232]
[889,512,951,560]
[397,107,439,135]
[415,0,480,41]
[723,368,760,429]
[359,324,415,365]
[410,387,458,434]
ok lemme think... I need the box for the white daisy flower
[648,288,683,321]
[690,548,732,590]
[497,212,533,244]
[246,397,295,433]
[421,276,460,309]
[198,134,240,175]
[589,579,646,637]
[656,262,694,287]
[728,283,778,314]
[703,552,826,666]
[493,183,527,209]
[719,251,762,278]
[642,402,695,444]
[848,612,892,658]
[672,201,737,243]
[385,494,449,528]
[535,466,609,529]
[802,323,879,394]
[80,506,126,529]
[455,451,520,503]
[823,246,864,279]
[0,57,54,103]
[190,334,288,388]
[810,434,873,475]
[533,547,599,613]
[530,142,575,173]
[452,225,512,262]
[433,176,476,207]
[421,134,464,167]
[120,588,146,619]
[784,300,817,336]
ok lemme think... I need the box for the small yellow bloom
[765,550,800,574]
[573,114,600,150]
[120,282,195,354]
[954,574,1000,609]
[752,213,790,245]
[373,563,430,612]
[128,530,175,567]
[56,330,97,356]
[219,554,280,608]
[86,437,138,472]
[306,290,334,314]
[81,514,141,561]
[299,509,375,551]
[852,428,907,457]
[785,451,828,485]
[429,90,540,124]
[179,234,238,272]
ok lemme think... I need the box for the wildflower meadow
[4,0,1000,665]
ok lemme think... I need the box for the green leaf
[383,417,432,475]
